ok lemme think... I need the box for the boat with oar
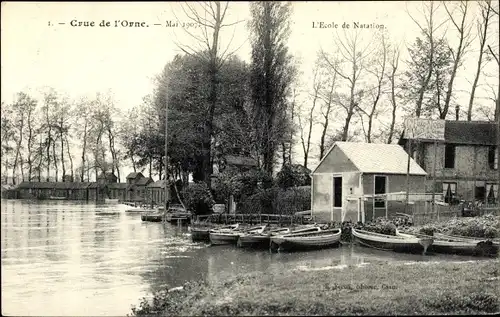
[209,225,266,245]
[237,224,319,249]
[270,226,342,252]
[141,212,164,222]
[351,228,433,254]
[189,224,239,243]
[429,232,499,256]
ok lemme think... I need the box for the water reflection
[1,199,492,316]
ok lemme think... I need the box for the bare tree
[386,43,401,144]
[468,0,494,120]
[297,62,322,168]
[321,29,373,140]
[406,1,449,117]
[443,0,475,119]
[357,33,388,143]
[318,70,337,159]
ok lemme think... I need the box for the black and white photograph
[1,1,499,316]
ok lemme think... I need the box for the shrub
[237,186,311,215]
[181,182,215,215]
[276,164,311,189]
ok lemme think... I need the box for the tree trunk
[80,122,88,182]
[64,134,74,182]
[60,128,66,181]
[52,140,58,182]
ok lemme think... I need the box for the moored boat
[237,227,291,249]
[430,232,499,256]
[238,224,320,249]
[141,213,164,222]
[189,224,239,243]
[351,228,433,254]
[209,225,266,246]
[104,198,120,204]
[270,227,342,252]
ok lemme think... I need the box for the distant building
[399,120,498,204]
[125,172,153,202]
[311,142,428,223]
[97,172,118,184]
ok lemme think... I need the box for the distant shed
[311,142,428,223]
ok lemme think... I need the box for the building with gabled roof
[311,142,428,223]
[399,120,499,204]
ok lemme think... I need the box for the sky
[1,1,499,178]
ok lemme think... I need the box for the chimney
[455,105,460,121]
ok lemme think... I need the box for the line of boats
[188,223,499,256]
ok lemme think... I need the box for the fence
[408,201,500,226]
[193,213,311,226]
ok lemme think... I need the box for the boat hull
[270,229,342,252]
[237,235,270,248]
[141,214,163,222]
[190,228,210,242]
[429,233,499,256]
[209,232,240,245]
[352,228,433,254]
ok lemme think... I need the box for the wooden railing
[193,213,312,226]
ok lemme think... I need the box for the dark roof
[107,183,128,189]
[16,182,93,189]
[224,155,258,167]
[126,172,144,179]
[136,177,153,186]
[399,120,497,146]
[147,179,167,188]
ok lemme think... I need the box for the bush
[357,217,397,236]
[276,164,311,189]
[237,186,311,215]
[181,182,215,215]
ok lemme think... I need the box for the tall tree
[297,61,322,168]
[321,30,373,141]
[443,0,474,120]
[358,32,388,143]
[386,43,402,144]
[172,1,244,187]
[406,1,448,117]
[249,1,296,175]
[318,69,337,159]
[468,0,494,120]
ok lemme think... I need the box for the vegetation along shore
[130,258,499,316]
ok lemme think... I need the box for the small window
[374,176,387,208]
[333,177,342,208]
[488,146,498,170]
[442,182,457,203]
[486,183,498,204]
[444,144,456,169]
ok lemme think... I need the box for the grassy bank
[131,259,499,316]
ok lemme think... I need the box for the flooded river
[1,199,490,316]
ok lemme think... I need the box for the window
[374,176,387,208]
[333,177,342,208]
[488,146,498,170]
[475,181,486,202]
[486,183,498,204]
[442,182,457,203]
[444,144,456,168]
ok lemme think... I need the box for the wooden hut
[311,142,428,223]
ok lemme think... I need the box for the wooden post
[432,140,438,219]
[405,138,413,215]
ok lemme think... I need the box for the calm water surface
[1,199,489,316]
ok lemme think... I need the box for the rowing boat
[430,232,499,256]
[270,227,342,252]
[237,225,320,249]
[209,225,266,245]
[351,228,433,254]
[189,224,239,243]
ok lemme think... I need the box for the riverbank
[131,258,499,316]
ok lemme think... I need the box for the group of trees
[1,89,122,184]
[2,1,499,196]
